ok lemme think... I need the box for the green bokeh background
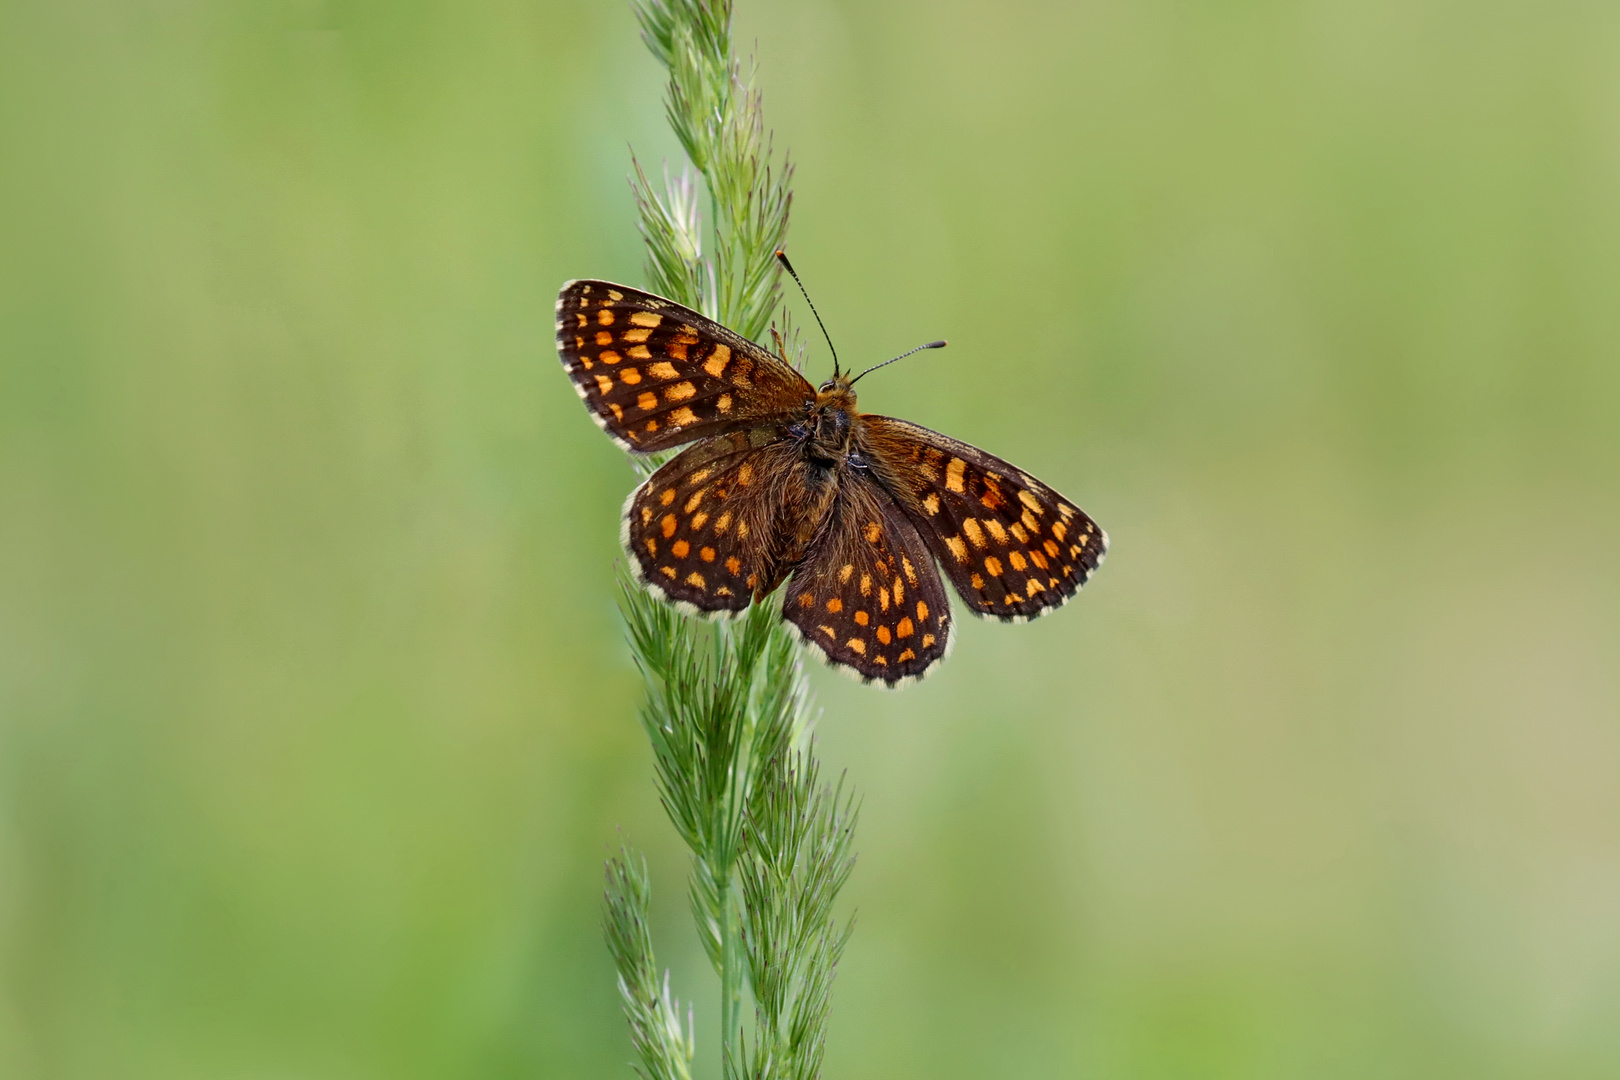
[4,1,1619,1077]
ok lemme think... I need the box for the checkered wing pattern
[622,430,792,616]
[863,417,1108,623]
[783,472,953,686]
[557,280,814,453]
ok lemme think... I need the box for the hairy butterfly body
[556,278,1107,687]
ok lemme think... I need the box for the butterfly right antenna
[775,250,841,378]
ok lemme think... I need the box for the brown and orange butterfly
[555,261,1107,687]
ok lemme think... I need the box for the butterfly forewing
[556,281,813,453]
[624,431,792,616]
[864,417,1108,622]
[783,472,953,685]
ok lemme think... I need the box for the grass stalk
[600,3,856,1079]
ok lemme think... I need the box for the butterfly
[555,259,1107,686]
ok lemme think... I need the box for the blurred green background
[4,1,1619,1077]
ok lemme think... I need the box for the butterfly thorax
[798,378,861,466]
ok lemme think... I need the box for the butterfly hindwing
[623,430,792,616]
[557,281,814,453]
[782,471,953,686]
[863,416,1108,622]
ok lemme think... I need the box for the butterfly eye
[847,451,869,470]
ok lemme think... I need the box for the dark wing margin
[556,280,813,453]
[782,472,954,687]
[622,431,788,618]
[862,416,1108,623]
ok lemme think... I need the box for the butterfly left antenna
[849,339,948,386]
[775,250,841,377]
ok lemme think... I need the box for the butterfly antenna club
[775,250,842,377]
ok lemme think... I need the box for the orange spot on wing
[687,572,706,588]
[661,514,677,538]
[984,555,1004,576]
[621,367,642,384]
[827,597,843,613]
[847,638,866,655]
[725,556,741,574]
[672,540,690,558]
[854,611,869,626]
[597,309,614,326]
[629,311,662,328]
[700,546,715,562]
[876,626,892,645]
[648,362,678,380]
[897,617,914,639]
